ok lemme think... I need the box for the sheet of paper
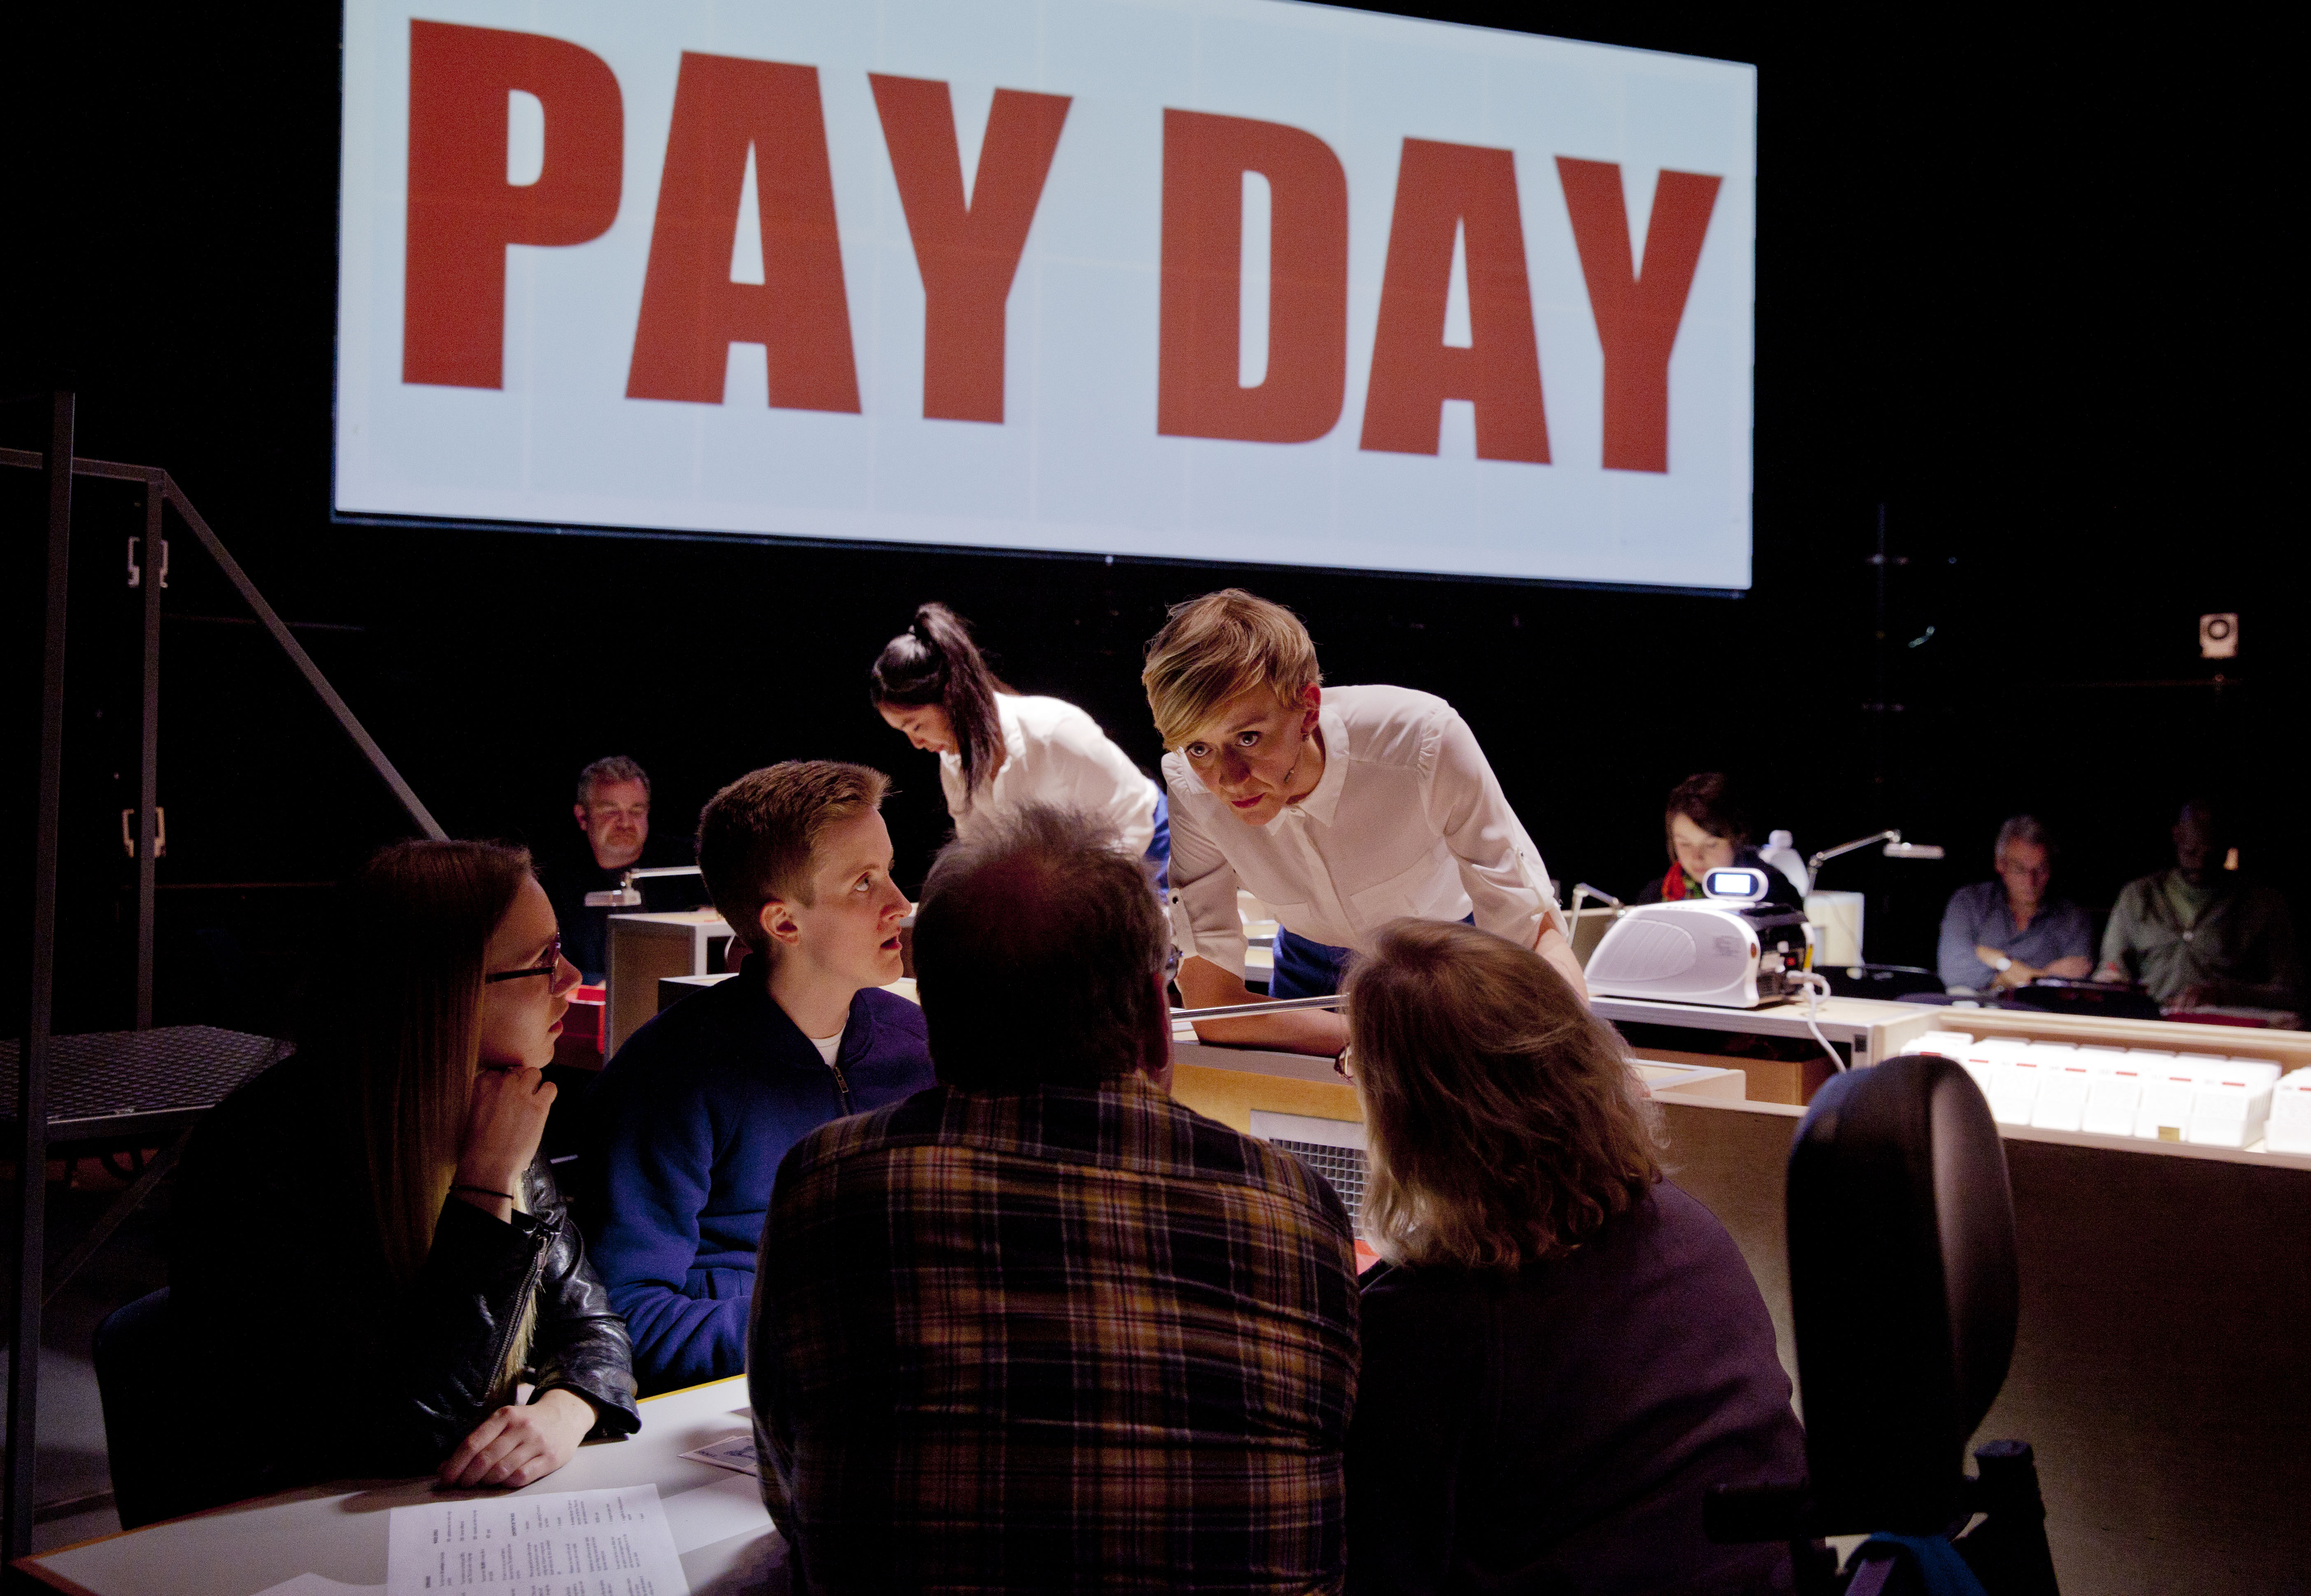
[252,1577,386,1596]
[385,1484,688,1596]
[661,1473,772,1555]
[675,1432,758,1478]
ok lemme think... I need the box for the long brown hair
[1347,919,1663,1271]
[870,603,1010,799]
[318,840,534,1288]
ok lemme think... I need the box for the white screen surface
[336,0,1755,588]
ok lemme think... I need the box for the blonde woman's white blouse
[1162,684,1559,978]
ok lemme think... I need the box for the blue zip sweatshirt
[581,959,934,1392]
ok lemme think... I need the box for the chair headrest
[1787,1052,2018,1533]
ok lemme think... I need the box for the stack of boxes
[2265,1069,2311,1154]
[1895,1032,2285,1150]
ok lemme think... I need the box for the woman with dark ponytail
[872,603,1169,883]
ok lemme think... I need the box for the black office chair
[1708,1053,2061,1594]
[93,1286,192,1529]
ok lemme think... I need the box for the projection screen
[335,0,1756,589]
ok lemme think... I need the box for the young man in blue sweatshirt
[584,761,935,1392]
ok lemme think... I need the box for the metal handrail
[1172,994,1344,1020]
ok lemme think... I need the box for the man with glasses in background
[552,755,658,983]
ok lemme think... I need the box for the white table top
[18,1377,785,1596]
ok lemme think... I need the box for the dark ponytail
[870,603,1006,797]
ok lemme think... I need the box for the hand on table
[439,1387,596,1489]
[1976,944,2040,988]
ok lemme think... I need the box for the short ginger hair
[1141,588,1323,750]
[697,762,888,954]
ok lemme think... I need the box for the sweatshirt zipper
[826,1054,853,1115]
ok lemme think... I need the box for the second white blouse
[938,693,1161,855]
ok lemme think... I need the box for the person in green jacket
[2096,799,2300,1011]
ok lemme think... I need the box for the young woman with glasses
[168,840,639,1512]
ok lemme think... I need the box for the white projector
[1583,867,1811,1008]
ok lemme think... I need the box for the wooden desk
[15,1378,783,1596]
[606,912,732,1056]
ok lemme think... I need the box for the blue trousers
[1271,925,1355,999]
[1269,913,1474,999]
[1145,792,1171,895]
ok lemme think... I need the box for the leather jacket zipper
[485,1205,554,1396]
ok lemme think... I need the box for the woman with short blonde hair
[1342,919,1804,1594]
[1141,588,1579,1057]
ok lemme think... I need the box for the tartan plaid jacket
[751,1074,1362,1594]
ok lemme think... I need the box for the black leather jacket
[170,1051,641,1509]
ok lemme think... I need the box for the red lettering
[625,55,858,412]
[1360,139,1549,462]
[1157,110,1348,444]
[870,77,1070,424]
[1555,158,1721,472]
[403,21,622,390]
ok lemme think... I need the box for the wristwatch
[1992,955,2013,973]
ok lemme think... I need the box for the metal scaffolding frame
[1,390,444,1558]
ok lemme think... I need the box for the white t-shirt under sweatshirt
[808,1031,843,1068]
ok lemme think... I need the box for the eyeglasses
[486,933,564,983]
[1332,1043,1354,1083]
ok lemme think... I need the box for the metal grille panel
[0,1025,287,1127]
[1274,1137,1368,1218]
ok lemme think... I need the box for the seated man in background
[2097,799,2300,1011]
[1936,815,2093,992]
[584,762,933,1392]
[551,755,656,983]
[751,805,1360,1595]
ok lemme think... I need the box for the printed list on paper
[384,1483,690,1596]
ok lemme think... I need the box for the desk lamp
[584,864,704,908]
[1803,830,1945,893]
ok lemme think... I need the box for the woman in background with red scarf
[1635,773,1797,908]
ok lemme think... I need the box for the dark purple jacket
[1348,1182,1804,1595]
[582,961,933,1392]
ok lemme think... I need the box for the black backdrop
[3,4,2299,1037]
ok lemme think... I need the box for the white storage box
[1991,1043,2074,1126]
[2134,1059,2208,1143]
[1962,1036,2028,1111]
[2269,1069,2311,1155]
[2186,1060,2280,1149]
[2082,1059,2150,1137]
[1902,1029,1975,1059]
[2029,1051,2101,1131]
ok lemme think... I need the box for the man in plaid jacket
[751,804,1361,1594]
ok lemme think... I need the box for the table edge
[11,1375,752,1572]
